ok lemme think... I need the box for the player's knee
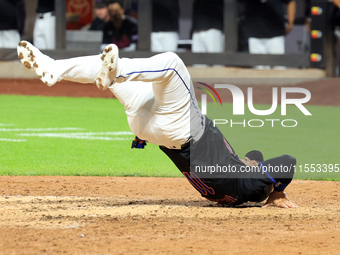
[163,51,183,66]
[164,51,179,59]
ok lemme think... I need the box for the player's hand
[131,136,147,149]
[263,191,298,209]
[240,157,259,166]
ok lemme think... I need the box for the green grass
[0,95,339,180]
[205,102,340,180]
[0,95,179,177]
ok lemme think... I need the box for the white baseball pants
[248,36,285,69]
[33,12,56,50]
[192,28,224,53]
[0,30,20,48]
[151,32,179,52]
[52,52,205,148]
[248,36,285,55]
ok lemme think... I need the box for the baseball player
[17,41,298,208]
[34,0,56,49]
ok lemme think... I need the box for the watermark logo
[197,83,312,128]
[196,82,222,115]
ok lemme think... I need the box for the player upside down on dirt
[17,41,298,208]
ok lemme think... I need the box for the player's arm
[286,0,296,35]
[263,190,298,208]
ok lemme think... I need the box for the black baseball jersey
[160,117,251,204]
[0,0,25,34]
[192,0,224,32]
[160,117,295,205]
[243,0,293,38]
[152,0,179,32]
[36,0,55,13]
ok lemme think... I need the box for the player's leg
[98,43,193,103]
[33,13,56,50]
[204,29,224,53]
[191,31,206,52]
[17,40,154,116]
[44,13,56,50]
[248,37,270,69]
[115,52,193,106]
[151,32,178,52]
[162,32,179,52]
[248,37,267,54]
[98,43,199,115]
[266,36,286,69]
[17,40,194,111]
[151,32,163,52]
[108,51,191,86]
[17,40,102,86]
[18,41,203,146]
[18,40,193,97]
[0,30,20,48]
[96,43,194,90]
[98,44,204,147]
[95,44,204,148]
[33,17,46,49]
[266,36,285,55]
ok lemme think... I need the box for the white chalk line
[0,138,26,142]
[18,132,133,141]
[0,124,134,142]
[0,127,84,132]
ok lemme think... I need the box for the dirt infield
[0,177,339,255]
[1,78,339,254]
